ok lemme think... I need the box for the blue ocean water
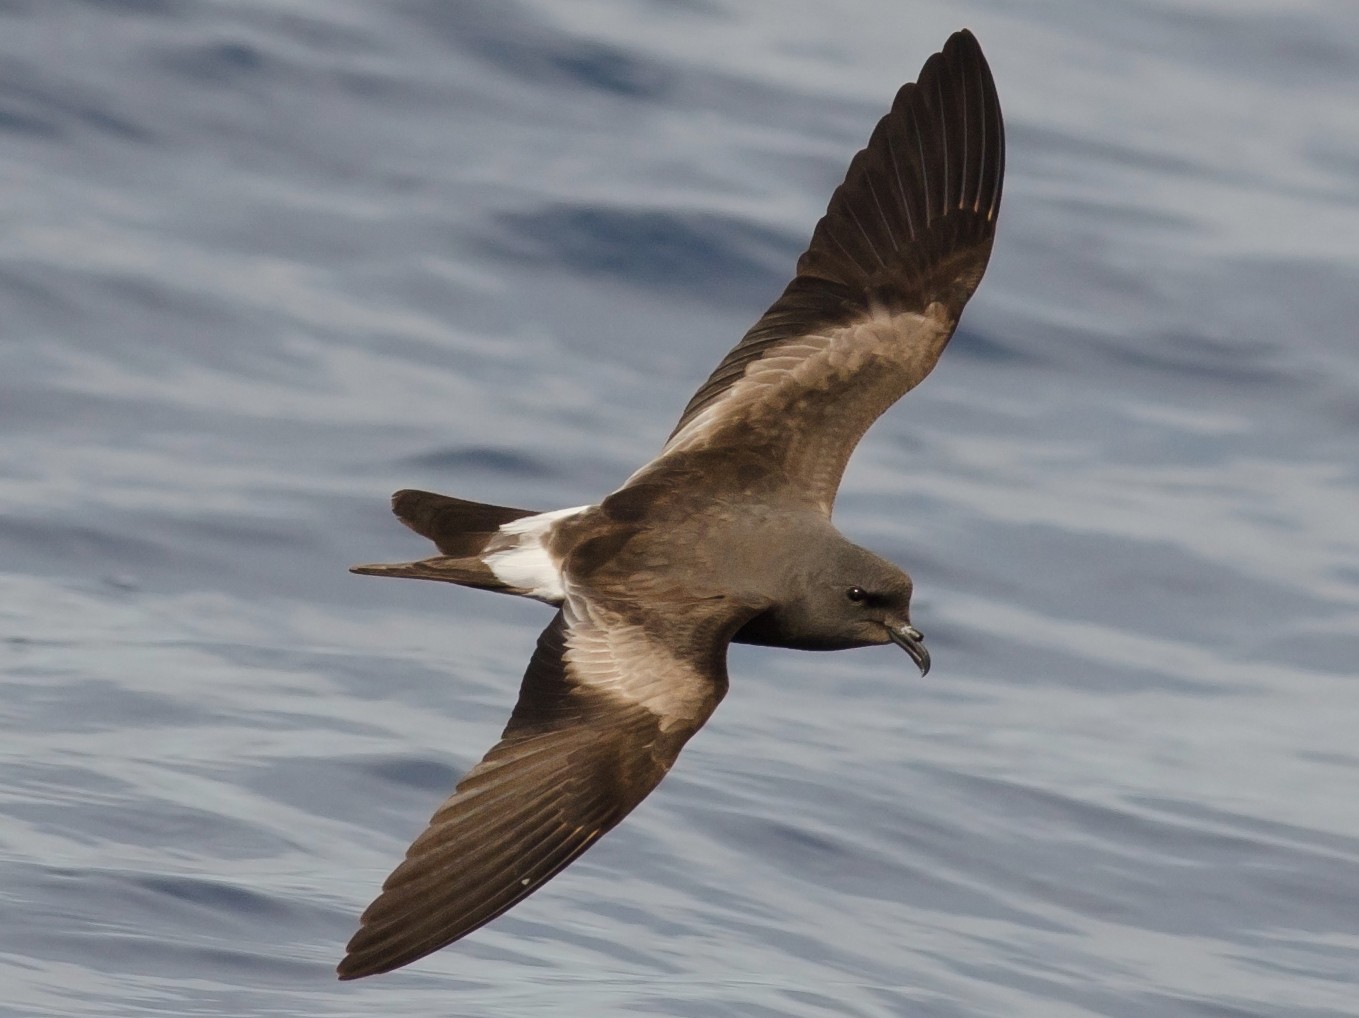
[2,1,1357,1015]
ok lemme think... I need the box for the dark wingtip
[794,26,1004,306]
[336,951,388,980]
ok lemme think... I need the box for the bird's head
[811,544,929,674]
[735,539,930,675]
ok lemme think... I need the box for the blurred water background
[2,2,1358,1015]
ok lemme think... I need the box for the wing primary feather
[933,69,950,217]
[342,813,611,978]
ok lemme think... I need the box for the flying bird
[340,28,1003,979]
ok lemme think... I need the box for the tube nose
[887,623,930,676]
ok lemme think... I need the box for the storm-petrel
[340,28,1003,979]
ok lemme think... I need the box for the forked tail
[351,489,578,604]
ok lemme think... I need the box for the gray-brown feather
[392,489,536,556]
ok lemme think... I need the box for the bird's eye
[846,586,867,603]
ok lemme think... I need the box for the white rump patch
[482,505,588,602]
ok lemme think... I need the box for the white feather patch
[557,597,717,732]
[482,505,588,602]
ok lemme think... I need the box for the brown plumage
[340,28,1003,980]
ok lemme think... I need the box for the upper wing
[651,30,1003,514]
[337,594,747,979]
